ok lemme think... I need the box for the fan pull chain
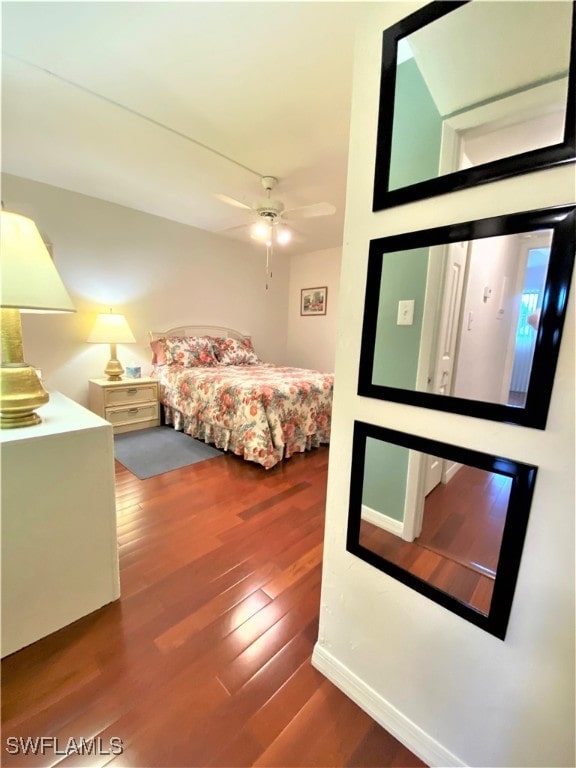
[265,244,271,290]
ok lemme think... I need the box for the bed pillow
[213,337,261,365]
[155,336,219,367]
[150,338,169,366]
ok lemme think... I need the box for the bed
[149,325,333,469]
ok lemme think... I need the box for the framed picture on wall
[301,287,327,316]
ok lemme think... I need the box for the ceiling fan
[216,175,336,248]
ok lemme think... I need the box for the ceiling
[2,2,364,257]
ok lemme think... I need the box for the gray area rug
[114,426,223,479]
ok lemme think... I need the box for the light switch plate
[397,299,415,326]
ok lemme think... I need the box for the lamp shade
[0,211,75,311]
[87,313,136,344]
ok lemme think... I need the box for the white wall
[285,246,341,372]
[463,110,565,168]
[453,234,521,403]
[2,174,289,407]
[313,3,575,768]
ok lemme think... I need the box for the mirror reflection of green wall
[390,0,572,188]
[389,58,442,190]
[373,248,428,390]
[363,437,408,524]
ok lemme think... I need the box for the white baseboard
[311,643,466,768]
[443,461,462,485]
[362,504,404,537]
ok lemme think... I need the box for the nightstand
[88,377,160,434]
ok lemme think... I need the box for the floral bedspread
[153,364,333,469]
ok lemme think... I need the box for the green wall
[363,437,409,523]
[364,246,429,522]
[364,56,439,524]
[389,58,443,191]
[372,247,429,390]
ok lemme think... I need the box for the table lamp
[87,311,136,380]
[0,210,76,429]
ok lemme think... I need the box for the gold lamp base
[0,364,49,428]
[1,309,49,429]
[104,343,124,381]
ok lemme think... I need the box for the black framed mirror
[347,421,538,639]
[358,206,575,429]
[373,0,576,210]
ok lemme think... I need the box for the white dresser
[1,393,120,657]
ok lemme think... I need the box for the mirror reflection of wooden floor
[420,465,509,576]
[360,466,509,616]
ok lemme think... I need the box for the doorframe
[400,93,563,541]
[360,448,425,543]
[501,231,554,402]
[401,450,426,541]
[441,78,568,164]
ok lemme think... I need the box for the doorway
[508,240,551,407]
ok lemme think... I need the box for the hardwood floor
[1,447,426,768]
[359,465,510,615]
[420,465,510,575]
[360,520,494,615]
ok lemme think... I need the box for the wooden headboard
[149,325,250,342]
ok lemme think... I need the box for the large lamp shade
[0,210,75,428]
[1,212,75,311]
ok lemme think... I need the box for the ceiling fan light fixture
[218,175,335,289]
[276,227,291,245]
[251,220,271,242]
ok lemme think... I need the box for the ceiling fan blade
[282,202,336,220]
[220,223,251,234]
[215,193,252,211]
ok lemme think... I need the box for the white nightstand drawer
[105,384,157,407]
[89,378,160,434]
[106,402,159,426]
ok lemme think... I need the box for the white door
[429,240,468,397]
[424,240,469,495]
[424,455,443,497]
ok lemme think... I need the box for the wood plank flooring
[1,446,426,768]
[420,465,509,575]
[360,520,494,615]
[359,465,510,616]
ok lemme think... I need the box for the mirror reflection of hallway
[446,230,552,410]
[506,239,551,407]
[360,448,512,616]
[360,207,569,429]
[359,206,575,428]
